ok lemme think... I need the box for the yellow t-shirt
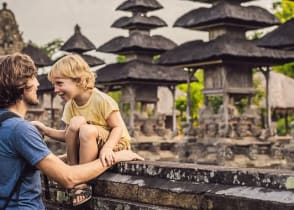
[62,88,130,144]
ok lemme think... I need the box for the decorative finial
[3,2,7,10]
[74,24,81,34]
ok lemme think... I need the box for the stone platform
[43,161,294,210]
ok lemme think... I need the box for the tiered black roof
[256,18,294,50]
[79,54,104,67]
[174,1,279,31]
[96,60,186,86]
[158,0,294,67]
[61,24,95,53]
[157,35,294,67]
[59,24,104,67]
[96,0,186,86]
[97,32,176,55]
[22,43,52,67]
[112,14,167,30]
[56,53,104,67]
[116,0,163,12]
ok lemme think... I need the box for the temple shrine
[157,0,294,166]
[96,0,188,140]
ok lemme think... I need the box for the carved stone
[0,3,25,55]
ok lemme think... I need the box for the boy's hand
[99,147,115,167]
[31,121,46,136]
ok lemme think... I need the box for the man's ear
[17,87,25,100]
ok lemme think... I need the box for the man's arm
[36,150,143,188]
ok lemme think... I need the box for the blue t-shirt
[0,110,51,210]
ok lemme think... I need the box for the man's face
[23,76,40,106]
[52,78,79,101]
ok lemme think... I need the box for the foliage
[252,74,266,106]
[153,55,160,61]
[176,70,204,124]
[38,39,64,58]
[108,90,121,102]
[273,0,294,23]
[116,54,161,63]
[117,55,126,63]
[271,1,294,134]
[271,0,294,79]
[207,96,223,114]
[274,113,294,135]
[273,62,294,78]
[247,31,264,40]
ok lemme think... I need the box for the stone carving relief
[133,112,172,140]
[198,104,263,140]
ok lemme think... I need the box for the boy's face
[52,78,79,101]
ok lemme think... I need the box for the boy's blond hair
[48,54,96,89]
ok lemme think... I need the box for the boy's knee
[68,116,87,131]
[79,125,98,141]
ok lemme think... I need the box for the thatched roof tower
[256,18,294,51]
[22,42,52,68]
[96,0,188,137]
[157,0,294,140]
[59,24,104,67]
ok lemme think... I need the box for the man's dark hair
[0,53,37,108]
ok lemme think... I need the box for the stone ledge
[43,161,294,210]
[113,161,294,190]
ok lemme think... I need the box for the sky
[1,0,275,63]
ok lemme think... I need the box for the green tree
[176,70,204,124]
[272,0,294,79]
[274,62,294,78]
[273,0,294,23]
[117,55,126,63]
[38,39,64,58]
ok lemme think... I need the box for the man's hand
[99,146,115,167]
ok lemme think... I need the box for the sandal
[71,184,92,206]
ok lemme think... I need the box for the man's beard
[23,95,39,106]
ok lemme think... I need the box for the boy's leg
[65,116,87,165]
[78,124,106,164]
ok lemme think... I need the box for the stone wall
[43,161,294,210]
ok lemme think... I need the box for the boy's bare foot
[114,150,144,163]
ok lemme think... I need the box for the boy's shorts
[95,125,130,152]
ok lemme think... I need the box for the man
[0,53,143,209]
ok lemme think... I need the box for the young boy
[32,54,132,205]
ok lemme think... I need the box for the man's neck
[7,102,27,118]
